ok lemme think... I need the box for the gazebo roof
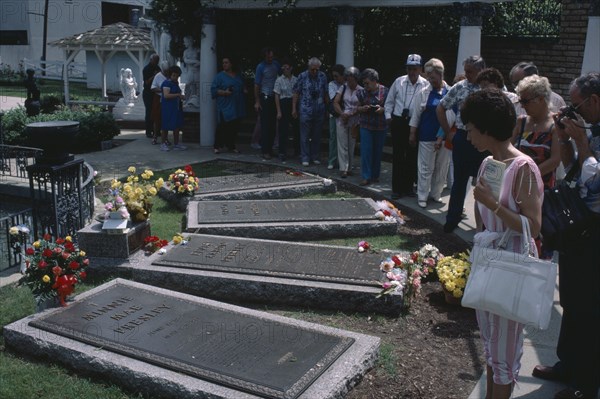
[49,22,153,50]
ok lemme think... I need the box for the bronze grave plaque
[154,234,384,286]
[30,282,354,399]
[195,198,376,224]
[198,171,318,194]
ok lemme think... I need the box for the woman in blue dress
[211,56,246,153]
[160,66,186,151]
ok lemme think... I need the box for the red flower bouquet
[19,234,89,306]
[144,235,169,253]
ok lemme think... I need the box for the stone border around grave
[185,198,398,240]
[4,279,380,399]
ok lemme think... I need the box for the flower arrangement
[172,233,189,245]
[436,251,471,299]
[357,240,370,253]
[144,235,169,254]
[109,166,163,222]
[19,234,89,306]
[411,244,444,278]
[377,253,422,306]
[376,244,442,309]
[374,200,405,225]
[167,165,200,196]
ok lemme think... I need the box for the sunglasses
[518,96,538,106]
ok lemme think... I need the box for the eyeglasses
[518,96,538,106]
[571,96,590,112]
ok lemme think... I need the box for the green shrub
[0,106,120,152]
[40,94,63,114]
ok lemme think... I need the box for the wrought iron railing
[0,144,43,180]
[81,162,96,227]
[0,208,33,271]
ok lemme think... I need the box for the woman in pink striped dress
[461,89,544,399]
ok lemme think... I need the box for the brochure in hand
[482,158,506,201]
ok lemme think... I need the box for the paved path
[0,96,567,398]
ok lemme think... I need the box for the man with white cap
[385,54,428,199]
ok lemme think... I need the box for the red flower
[83,258,90,266]
[38,260,48,269]
[61,251,71,260]
[69,260,80,270]
[52,266,62,275]
[42,248,53,258]
[43,233,52,241]
[79,271,87,280]
[53,247,62,254]
[410,252,419,262]
[65,242,75,252]
[392,255,402,265]
[56,238,65,245]
[382,210,391,216]
[25,247,35,255]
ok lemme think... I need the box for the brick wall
[482,0,591,99]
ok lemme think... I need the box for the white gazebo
[49,22,155,105]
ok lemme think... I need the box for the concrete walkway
[0,96,566,398]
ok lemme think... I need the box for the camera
[401,108,410,119]
[369,104,378,109]
[556,105,577,129]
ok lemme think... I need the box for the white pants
[336,120,357,173]
[417,141,451,201]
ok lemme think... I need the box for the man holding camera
[532,72,600,399]
[385,54,428,199]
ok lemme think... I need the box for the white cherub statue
[120,68,138,105]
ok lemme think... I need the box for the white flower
[323,178,332,186]
[158,248,167,255]
[358,246,365,253]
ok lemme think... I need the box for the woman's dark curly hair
[460,88,516,141]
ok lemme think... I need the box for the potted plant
[19,234,89,309]
[435,251,471,305]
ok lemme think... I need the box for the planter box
[100,140,113,151]
[77,220,151,258]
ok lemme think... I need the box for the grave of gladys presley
[185,198,398,240]
[4,279,380,399]
[133,234,404,315]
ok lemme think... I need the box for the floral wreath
[374,200,405,225]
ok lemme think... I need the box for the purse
[462,215,557,330]
[541,162,594,251]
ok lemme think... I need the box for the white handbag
[462,215,557,330]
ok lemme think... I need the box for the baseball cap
[406,54,422,66]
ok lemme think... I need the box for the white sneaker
[418,201,427,208]
[173,144,187,150]
[302,161,309,167]
[160,143,170,152]
[429,197,443,203]
[312,160,321,165]
[327,164,334,170]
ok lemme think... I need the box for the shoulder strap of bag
[516,117,526,148]
[497,214,532,255]
[563,159,580,183]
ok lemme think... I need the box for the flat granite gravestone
[4,279,380,399]
[159,170,336,211]
[186,198,398,239]
[129,234,403,315]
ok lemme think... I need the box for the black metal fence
[0,144,42,180]
[0,208,33,272]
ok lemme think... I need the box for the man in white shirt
[384,54,429,199]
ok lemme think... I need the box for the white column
[455,26,481,75]
[454,3,491,75]
[334,8,355,68]
[582,16,600,75]
[199,10,217,147]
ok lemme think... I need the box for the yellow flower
[79,250,86,257]
[148,187,157,196]
[172,235,183,245]
[128,166,136,174]
[141,173,149,180]
[9,226,19,235]
[42,275,50,283]
[111,179,122,189]
[65,235,72,242]
[144,169,153,177]
[155,178,164,189]
[33,240,41,248]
